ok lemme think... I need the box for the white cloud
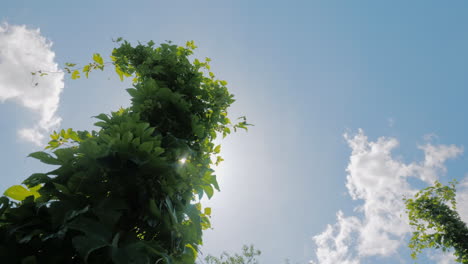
[416,144,463,183]
[0,23,64,145]
[311,211,360,264]
[311,129,463,263]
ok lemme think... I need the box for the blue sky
[2,1,468,263]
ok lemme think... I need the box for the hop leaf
[71,70,80,79]
[93,53,104,66]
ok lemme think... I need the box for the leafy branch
[405,180,468,263]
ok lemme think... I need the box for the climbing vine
[0,40,248,263]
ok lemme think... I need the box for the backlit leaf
[203,185,214,199]
[214,145,221,154]
[4,185,40,201]
[93,53,104,66]
[71,70,80,79]
[204,207,211,216]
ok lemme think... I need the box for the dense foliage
[405,181,468,263]
[0,40,248,263]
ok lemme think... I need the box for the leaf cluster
[405,181,468,263]
[0,40,247,263]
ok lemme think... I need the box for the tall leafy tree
[405,181,468,263]
[0,40,248,263]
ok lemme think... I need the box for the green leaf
[73,235,108,262]
[193,125,205,138]
[185,40,197,50]
[68,217,112,242]
[53,183,71,195]
[28,151,61,165]
[139,141,154,153]
[214,145,221,154]
[115,66,125,81]
[223,127,231,137]
[165,197,178,224]
[204,207,211,216]
[49,131,60,140]
[215,156,224,166]
[149,199,161,218]
[153,147,164,156]
[211,176,220,191]
[203,185,214,199]
[4,185,39,201]
[94,113,110,122]
[122,131,133,143]
[29,185,41,193]
[184,244,198,261]
[71,70,80,79]
[126,88,138,97]
[94,121,107,128]
[23,173,50,187]
[93,53,104,66]
[79,140,102,157]
[83,64,91,78]
[94,199,127,227]
[54,148,75,162]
